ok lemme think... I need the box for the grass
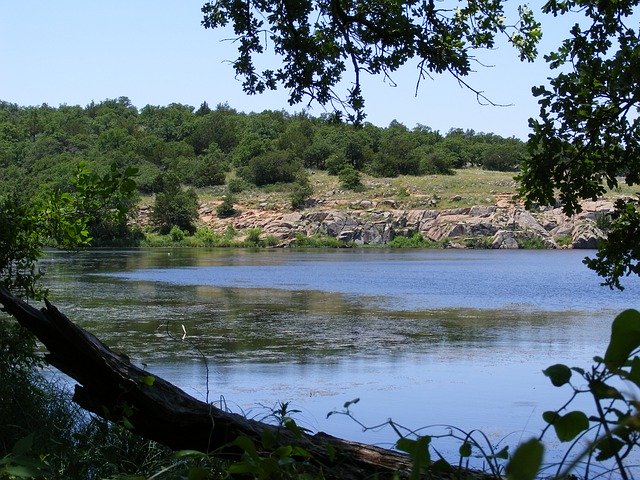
[141,168,635,216]
[169,168,519,214]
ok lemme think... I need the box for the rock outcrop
[196,197,620,249]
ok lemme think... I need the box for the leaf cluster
[201,0,541,122]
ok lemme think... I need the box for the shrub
[292,232,350,248]
[150,178,199,234]
[325,153,349,175]
[554,234,573,247]
[338,165,364,191]
[216,193,237,218]
[169,225,186,242]
[241,150,300,186]
[245,227,262,245]
[183,152,228,187]
[289,173,313,210]
[387,233,441,248]
[227,177,249,194]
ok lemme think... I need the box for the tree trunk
[0,286,422,479]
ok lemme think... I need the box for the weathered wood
[0,286,416,479]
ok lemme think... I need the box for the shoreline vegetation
[135,168,627,251]
[1,99,632,252]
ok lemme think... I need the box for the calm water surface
[41,248,640,466]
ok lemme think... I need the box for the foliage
[337,165,363,191]
[506,309,640,480]
[0,162,139,297]
[584,200,640,290]
[289,173,313,210]
[519,0,640,288]
[226,176,250,194]
[202,0,541,123]
[216,193,237,218]
[150,174,200,234]
[387,233,441,249]
[292,233,352,248]
[240,150,301,186]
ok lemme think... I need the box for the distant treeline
[0,97,527,199]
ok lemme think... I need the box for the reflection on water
[39,248,640,464]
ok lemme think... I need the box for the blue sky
[0,1,568,139]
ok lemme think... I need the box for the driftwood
[0,286,418,479]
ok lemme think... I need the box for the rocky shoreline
[142,195,620,249]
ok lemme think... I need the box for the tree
[150,174,200,234]
[202,0,541,123]
[519,0,640,289]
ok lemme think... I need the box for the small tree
[150,174,199,234]
[289,172,313,210]
[216,192,237,218]
[338,165,364,191]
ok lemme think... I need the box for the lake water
[40,248,640,470]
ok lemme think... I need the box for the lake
[40,248,640,469]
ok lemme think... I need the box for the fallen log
[0,286,417,479]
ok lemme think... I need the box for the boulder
[491,230,519,249]
[572,222,605,249]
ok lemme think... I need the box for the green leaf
[141,375,155,386]
[233,436,259,460]
[3,464,39,478]
[261,429,276,450]
[595,437,625,461]
[492,445,510,460]
[187,466,210,480]
[542,411,559,424]
[227,462,255,474]
[543,364,572,387]
[625,356,640,387]
[604,310,640,370]
[506,438,543,480]
[589,380,624,400]
[172,450,207,459]
[552,411,590,442]
[11,435,34,456]
[396,436,430,480]
[275,445,293,458]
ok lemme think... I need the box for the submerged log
[0,286,415,479]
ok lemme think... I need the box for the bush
[150,177,199,234]
[181,151,229,187]
[216,193,237,218]
[169,225,186,242]
[289,173,313,210]
[417,148,455,175]
[241,150,300,186]
[387,233,442,248]
[245,227,262,245]
[292,232,351,248]
[338,165,364,191]
[227,176,249,194]
[325,153,349,175]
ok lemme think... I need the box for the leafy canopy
[202,0,542,123]
[519,0,640,289]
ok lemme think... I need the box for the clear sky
[0,1,567,139]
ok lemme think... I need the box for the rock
[337,230,356,242]
[377,199,397,209]
[468,205,496,217]
[451,195,462,202]
[492,230,519,249]
[572,222,605,249]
